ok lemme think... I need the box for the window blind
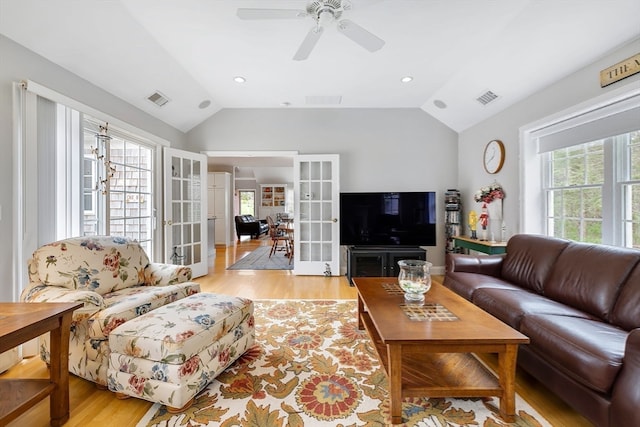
[535,93,640,153]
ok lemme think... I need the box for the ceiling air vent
[147,91,170,107]
[476,90,499,106]
[305,95,343,105]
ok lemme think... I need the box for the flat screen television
[340,192,437,247]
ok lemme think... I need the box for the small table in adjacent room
[353,277,528,425]
[0,302,82,427]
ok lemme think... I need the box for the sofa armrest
[610,328,640,427]
[144,263,193,286]
[20,282,105,318]
[445,253,505,277]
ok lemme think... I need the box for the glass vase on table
[397,259,432,304]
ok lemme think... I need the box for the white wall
[0,35,186,301]
[458,37,640,240]
[186,108,459,269]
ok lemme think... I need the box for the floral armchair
[20,236,201,387]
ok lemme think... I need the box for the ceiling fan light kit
[237,0,385,60]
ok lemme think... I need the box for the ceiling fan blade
[293,26,324,61]
[237,8,307,20]
[336,19,385,52]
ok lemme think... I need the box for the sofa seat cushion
[472,288,596,330]
[32,236,150,294]
[444,272,522,301]
[520,314,627,394]
[87,282,200,339]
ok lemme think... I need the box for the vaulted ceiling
[1,0,639,133]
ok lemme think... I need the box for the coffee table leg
[357,295,364,330]
[497,344,518,423]
[387,344,403,424]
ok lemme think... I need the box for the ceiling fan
[237,0,385,61]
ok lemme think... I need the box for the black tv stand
[346,246,427,286]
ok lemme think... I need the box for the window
[82,117,155,255]
[620,131,640,248]
[239,190,255,216]
[544,130,640,248]
[527,90,640,248]
[83,156,97,216]
[544,140,605,243]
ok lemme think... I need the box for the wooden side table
[0,302,82,427]
[454,235,507,255]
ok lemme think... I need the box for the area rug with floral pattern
[136,300,550,427]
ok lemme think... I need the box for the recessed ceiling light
[400,76,413,83]
[233,76,246,83]
[198,100,211,109]
[434,99,447,109]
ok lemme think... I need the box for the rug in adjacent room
[227,246,293,270]
[137,300,550,427]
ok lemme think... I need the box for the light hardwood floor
[3,238,592,426]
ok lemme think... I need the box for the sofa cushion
[109,293,254,363]
[543,242,640,320]
[610,263,640,330]
[472,288,596,330]
[443,272,521,302]
[32,236,150,295]
[501,234,570,294]
[87,282,200,339]
[236,215,255,223]
[520,314,626,394]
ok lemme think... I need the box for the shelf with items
[444,189,462,254]
[260,185,287,207]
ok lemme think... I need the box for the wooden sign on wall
[600,53,640,87]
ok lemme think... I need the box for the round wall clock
[483,139,505,174]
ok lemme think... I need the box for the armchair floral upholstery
[20,236,201,387]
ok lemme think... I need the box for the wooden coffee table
[0,302,82,426]
[353,277,529,425]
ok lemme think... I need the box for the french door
[293,154,340,275]
[163,147,208,278]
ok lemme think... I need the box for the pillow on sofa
[32,236,150,295]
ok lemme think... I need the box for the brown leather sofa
[234,215,268,240]
[444,234,640,427]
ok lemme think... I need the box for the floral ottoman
[106,293,255,411]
